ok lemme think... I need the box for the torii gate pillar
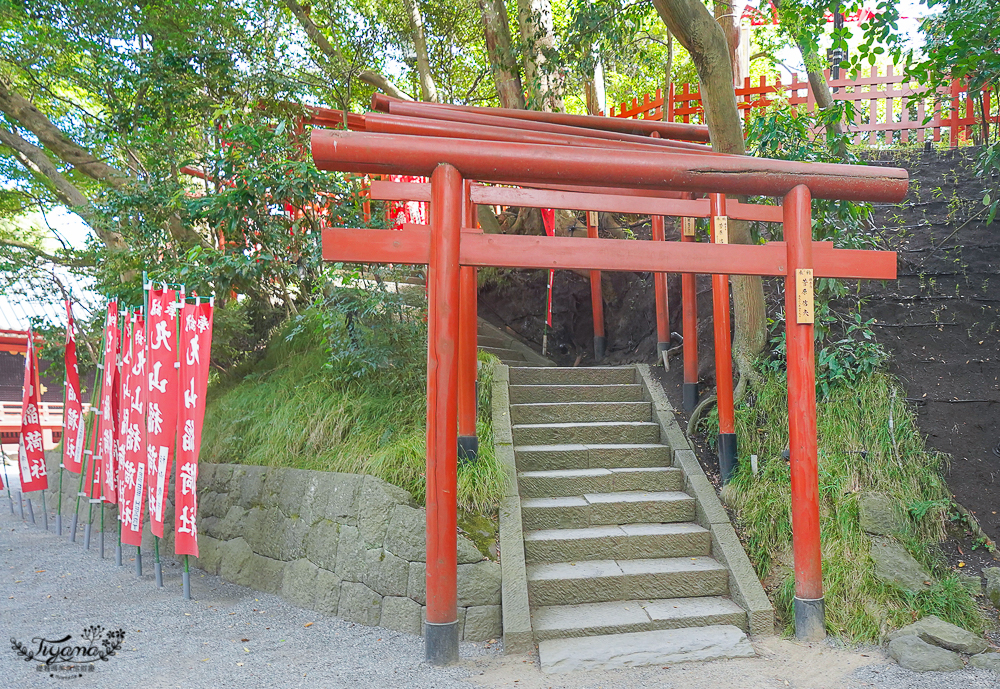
[425,163,462,663]
[784,184,825,640]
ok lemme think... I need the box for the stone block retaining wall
[42,454,502,641]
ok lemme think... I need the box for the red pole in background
[541,209,556,356]
[709,193,737,483]
[783,184,825,641]
[458,180,479,463]
[586,212,606,359]
[425,163,462,664]
[651,215,670,368]
[681,217,699,413]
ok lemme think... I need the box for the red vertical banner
[84,305,116,499]
[146,288,179,538]
[175,301,213,556]
[97,302,120,504]
[18,331,48,492]
[62,303,85,473]
[120,315,147,547]
[116,315,133,515]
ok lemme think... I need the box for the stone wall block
[457,561,502,607]
[211,505,248,542]
[383,505,426,562]
[193,535,224,575]
[457,535,484,564]
[239,553,286,594]
[339,582,383,626]
[362,549,409,597]
[334,525,365,581]
[304,519,340,571]
[463,605,502,642]
[408,561,426,605]
[281,558,321,609]
[358,476,412,548]
[279,517,309,561]
[219,537,254,583]
[315,473,363,525]
[198,490,230,521]
[315,569,343,615]
[380,596,423,636]
[243,507,287,560]
[277,469,317,522]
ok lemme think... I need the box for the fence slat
[611,69,992,146]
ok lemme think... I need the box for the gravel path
[4,503,1000,689]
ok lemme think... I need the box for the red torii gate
[312,126,906,664]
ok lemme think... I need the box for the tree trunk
[0,79,129,189]
[583,52,606,115]
[714,1,742,86]
[652,0,766,371]
[516,0,563,111]
[478,0,526,109]
[402,0,439,102]
[661,31,674,122]
[770,0,847,158]
[283,0,413,101]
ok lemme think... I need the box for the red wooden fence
[606,67,999,147]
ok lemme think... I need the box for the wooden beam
[322,227,896,280]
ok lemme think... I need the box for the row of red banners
[8,289,212,558]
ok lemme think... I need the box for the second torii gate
[312,128,906,664]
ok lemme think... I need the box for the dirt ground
[7,507,997,689]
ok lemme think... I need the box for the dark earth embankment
[477,147,999,546]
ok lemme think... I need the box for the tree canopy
[1,0,989,365]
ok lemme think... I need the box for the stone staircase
[504,365,763,672]
[477,318,553,367]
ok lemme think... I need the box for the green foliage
[746,103,880,250]
[727,369,982,640]
[975,140,1000,225]
[764,310,888,398]
[909,0,1000,92]
[745,104,890,396]
[201,299,507,514]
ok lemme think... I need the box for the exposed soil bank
[477,148,999,545]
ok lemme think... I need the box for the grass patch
[723,369,983,641]
[201,317,506,514]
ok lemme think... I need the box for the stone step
[523,522,710,563]
[527,556,729,606]
[515,444,671,472]
[511,401,651,425]
[480,345,526,362]
[510,367,636,386]
[513,421,660,446]
[531,597,748,642]
[537,625,755,673]
[518,466,683,498]
[509,384,644,404]
[520,491,695,530]
[477,333,509,349]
